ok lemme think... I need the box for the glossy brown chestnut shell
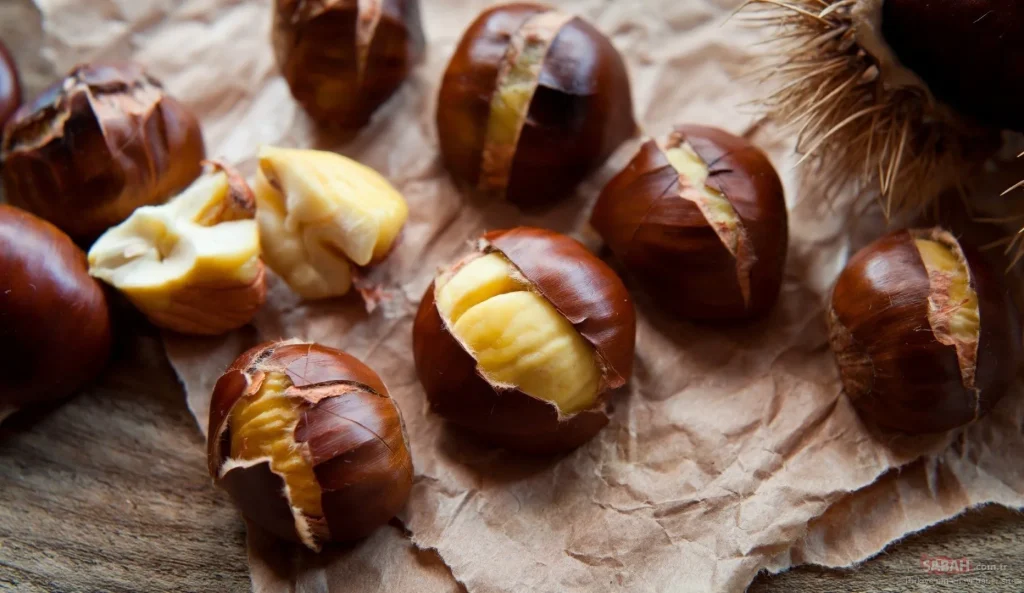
[0,205,112,412]
[273,0,425,128]
[208,341,413,549]
[1,62,205,242]
[436,2,636,207]
[0,40,21,129]
[827,228,1021,434]
[882,0,1023,133]
[591,125,788,321]
[412,227,636,453]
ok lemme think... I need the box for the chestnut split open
[208,341,413,551]
[413,227,636,453]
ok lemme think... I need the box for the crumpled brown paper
[33,0,1024,591]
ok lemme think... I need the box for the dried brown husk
[742,0,1000,218]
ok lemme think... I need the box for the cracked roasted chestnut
[591,125,788,321]
[436,2,636,207]
[413,227,636,453]
[208,341,413,550]
[273,0,425,127]
[828,228,1021,434]
[1,62,205,241]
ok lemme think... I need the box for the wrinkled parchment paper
[34,0,1024,591]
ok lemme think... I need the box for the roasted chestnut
[591,125,788,321]
[0,205,112,414]
[436,2,636,207]
[208,341,413,550]
[0,40,20,129]
[253,146,409,300]
[1,62,205,241]
[744,0,1020,215]
[273,0,425,127]
[412,227,635,453]
[88,161,265,335]
[828,228,1021,434]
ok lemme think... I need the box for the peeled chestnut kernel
[591,125,788,321]
[413,227,636,453]
[0,205,112,415]
[828,228,1021,434]
[0,40,21,129]
[208,341,413,550]
[0,62,205,241]
[254,146,409,300]
[273,0,425,127]
[436,3,636,207]
[87,161,265,335]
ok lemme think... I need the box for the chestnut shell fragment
[437,2,636,207]
[208,341,413,548]
[1,62,205,241]
[0,205,111,411]
[591,125,788,321]
[413,227,636,453]
[828,230,1021,434]
[273,0,425,127]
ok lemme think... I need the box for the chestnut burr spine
[741,0,998,216]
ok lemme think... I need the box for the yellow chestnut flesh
[479,11,573,193]
[228,372,323,520]
[88,171,261,312]
[255,146,409,299]
[435,253,600,414]
[914,236,979,379]
[664,143,743,257]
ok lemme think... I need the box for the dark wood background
[1,2,1022,591]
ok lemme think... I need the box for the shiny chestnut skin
[413,227,636,453]
[437,3,636,207]
[591,125,788,321]
[273,0,425,128]
[208,341,413,549]
[0,205,112,412]
[882,0,1023,132]
[1,62,205,242]
[0,40,20,129]
[827,229,1020,434]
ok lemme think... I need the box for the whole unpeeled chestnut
[413,227,636,453]
[0,40,20,129]
[437,3,636,207]
[273,0,425,127]
[1,62,205,241]
[828,228,1021,434]
[591,125,788,321]
[208,341,413,550]
[0,205,112,414]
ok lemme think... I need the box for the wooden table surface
[2,3,1023,592]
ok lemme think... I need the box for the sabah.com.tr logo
[920,554,1009,575]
